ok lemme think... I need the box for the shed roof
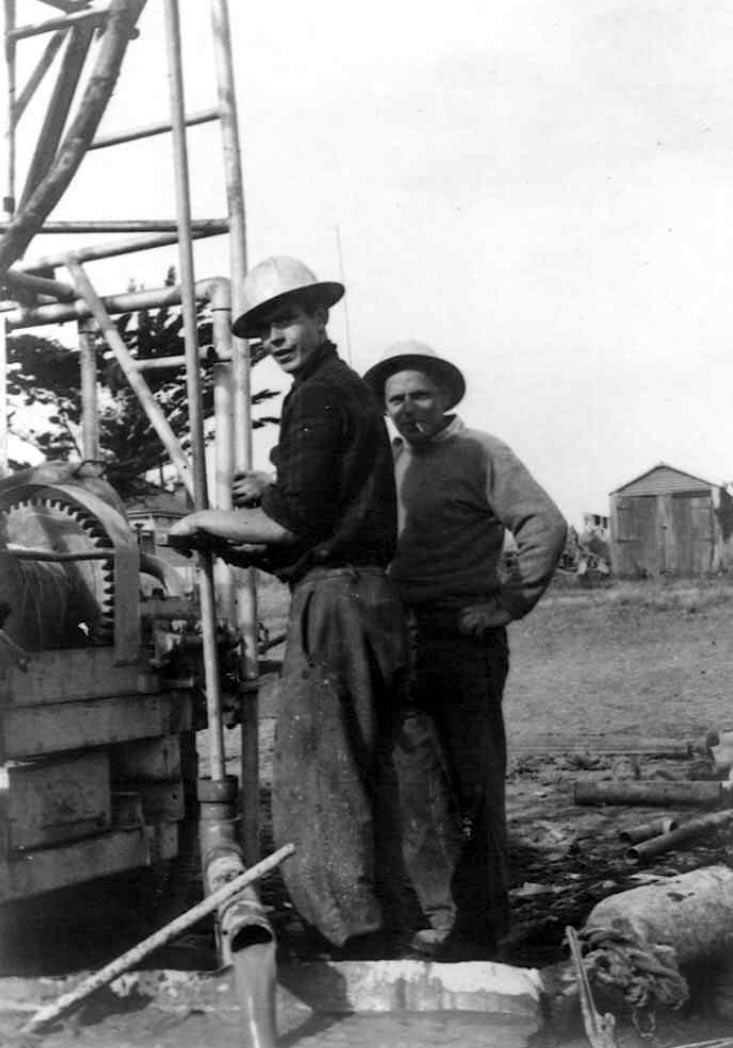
[610,462,717,497]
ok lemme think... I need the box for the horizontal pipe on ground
[3,267,76,301]
[513,743,694,759]
[626,811,733,862]
[8,6,108,40]
[90,107,219,150]
[18,225,228,272]
[514,736,699,757]
[0,219,229,234]
[619,817,677,844]
[573,780,732,808]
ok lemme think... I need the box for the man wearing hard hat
[170,258,406,955]
[364,342,567,960]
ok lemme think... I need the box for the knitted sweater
[389,416,567,618]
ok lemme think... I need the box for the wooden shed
[609,463,733,577]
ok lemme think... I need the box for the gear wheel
[0,490,115,644]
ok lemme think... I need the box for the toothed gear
[0,492,115,643]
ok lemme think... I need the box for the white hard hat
[363,340,466,410]
[232,256,344,338]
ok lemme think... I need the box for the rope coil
[580,920,689,1037]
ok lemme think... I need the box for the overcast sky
[7,0,733,525]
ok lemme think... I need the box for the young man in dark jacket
[171,258,406,954]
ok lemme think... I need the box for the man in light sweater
[364,341,567,960]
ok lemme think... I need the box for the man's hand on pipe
[232,470,275,507]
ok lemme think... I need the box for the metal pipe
[3,0,16,216]
[626,811,733,862]
[6,280,187,327]
[198,776,277,1047]
[20,842,295,1035]
[618,817,676,844]
[3,267,76,300]
[573,780,732,808]
[135,349,228,370]
[78,315,98,458]
[213,364,235,621]
[211,0,260,866]
[5,273,230,328]
[12,30,67,124]
[18,224,227,271]
[0,0,148,275]
[164,0,225,783]
[8,5,108,41]
[210,0,250,471]
[0,218,227,234]
[19,20,95,210]
[90,106,219,150]
[66,258,194,496]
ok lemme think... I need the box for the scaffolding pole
[0,218,227,235]
[163,0,226,784]
[211,0,259,864]
[90,106,219,150]
[8,5,108,42]
[3,0,16,216]
[19,20,95,210]
[13,29,67,123]
[65,258,194,495]
[78,316,99,459]
[18,226,227,271]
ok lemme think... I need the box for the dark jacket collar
[292,340,339,384]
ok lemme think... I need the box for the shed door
[614,496,659,575]
[669,493,714,575]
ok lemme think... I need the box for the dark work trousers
[271,567,408,947]
[402,617,510,949]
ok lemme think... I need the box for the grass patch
[544,574,733,613]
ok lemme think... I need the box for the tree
[7,280,279,500]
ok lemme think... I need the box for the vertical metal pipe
[4,0,17,216]
[210,0,251,467]
[163,0,225,782]
[0,315,7,474]
[78,316,99,459]
[211,0,260,863]
[213,359,235,621]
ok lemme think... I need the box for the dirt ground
[3,577,733,1046]
[254,578,733,961]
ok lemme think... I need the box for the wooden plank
[1,693,192,760]
[0,648,160,707]
[7,751,110,850]
[115,779,185,822]
[110,736,181,781]
[111,791,144,829]
[0,824,178,904]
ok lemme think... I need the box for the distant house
[126,484,194,593]
[609,463,733,578]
